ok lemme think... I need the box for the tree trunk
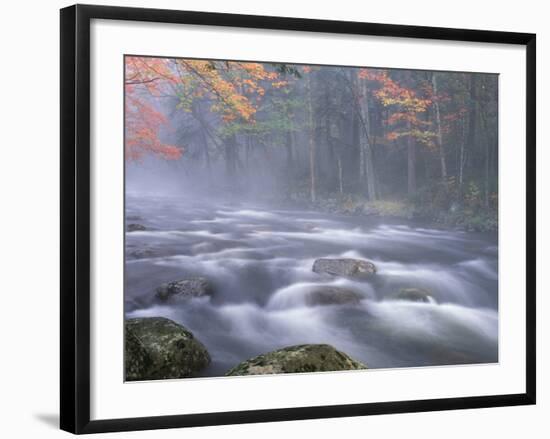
[285,129,293,176]
[365,144,377,200]
[484,137,489,208]
[480,112,490,208]
[199,128,211,172]
[459,113,466,189]
[407,123,416,195]
[306,73,316,203]
[432,73,447,181]
[224,133,237,179]
[466,75,478,172]
[337,154,343,194]
[285,105,295,183]
[359,134,365,184]
[355,72,377,200]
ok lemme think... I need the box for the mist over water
[125,164,498,376]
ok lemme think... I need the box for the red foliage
[125,57,182,161]
[359,68,435,145]
[124,57,286,161]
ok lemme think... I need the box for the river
[125,193,498,377]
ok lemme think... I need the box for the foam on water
[125,196,499,372]
[190,217,237,225]
[367,300,498,345]
[217,209,280,219]
[457,258,498,280]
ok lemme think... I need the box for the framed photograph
[60,4,536,434]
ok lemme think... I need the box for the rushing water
[125,193,498,376]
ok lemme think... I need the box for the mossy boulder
[225,344,367,376]
[125,317,210,381]
[313,258,376,278]
[395,288,434,303]
[306,286,362,306]
[125,326,153,379]
[155,277,213,302]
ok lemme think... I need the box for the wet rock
[395,288,434,303]
[125,325,153,380]
[225,344,367,376]
[125,317,210,381]
[312,258,376,278]
[306,286,362,306]
[127,223,147,232]
[155,277,212,302]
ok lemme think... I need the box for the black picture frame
[60,4,536,434]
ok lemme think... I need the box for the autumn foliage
[124,55,497,230]
[359,69,434,145]
[125,57,286,160]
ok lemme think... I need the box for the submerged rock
[225,344,367,376]
[312,258,376,278]
[395,288,434,303]
[306,286,362,306]
[125,317,210,381]
[126,246,155,259]
[155,277,213,302]
[301,222,318,231]
[127,223,147,232]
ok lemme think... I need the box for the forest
[126,56,498,232]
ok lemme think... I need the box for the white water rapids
[125,194,498,376]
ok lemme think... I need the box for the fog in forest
[124,57,498,381]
